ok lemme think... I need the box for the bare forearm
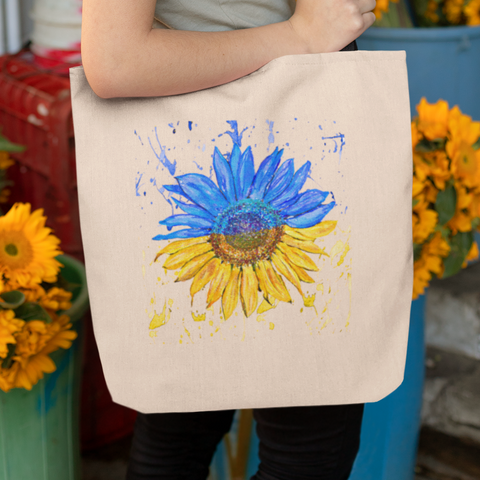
[85,22,306,98]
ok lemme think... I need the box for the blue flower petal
[163,184,187,197]
[248,147,283,200]
[285,201,336,228]
[159,214,213,230]
[213,147,236,203]
[229,144,241,180]
[279,189,329,217]
[171,197,215,220]
[176,174,229,214]
[270,161,311,208]
[237,147,255,200]
[152,228,211,241]
[263,158,294,203]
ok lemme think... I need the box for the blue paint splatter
[266,119,274,151]
[151,177,174,215]
[193,161,203,171]
[322,133,345,163]
[286,143,289,146]
[219,120,248,148]
[148,127,177,175]
[318,125,323,130]
[188,121,193,131]
[135,173,144,196]
[134,130,144,145]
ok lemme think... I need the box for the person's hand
[288,0,377,53]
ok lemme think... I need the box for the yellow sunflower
[416,98,450,141]
[0,309,25,358]
[0,203,63,292]
[465,0,480,24]
[3,313,77,391]
[443,0,465,23]
[0,151,14,170]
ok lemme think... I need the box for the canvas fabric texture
[69,50,413,414]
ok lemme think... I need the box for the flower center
[210,199,284,266]
[0,231,34,270]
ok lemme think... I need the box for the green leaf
[0,130,26,153]
[1,343,16,370]
[14,302,53,323]
[435,184,457,225]
[0,291,26,309]
[473,137,480,151]
[412,198,420,208]
[415,138,446,153]
[442,231,474,278]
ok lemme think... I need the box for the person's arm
[81,0,376,99]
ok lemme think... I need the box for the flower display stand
[356,25,480,121]
[207,295,426,480]
[0,255,89,480]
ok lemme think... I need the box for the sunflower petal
[282,225,314,241]
[159,214,213,230]
[240,265,259,317]
[280,235,322,254]
[171,198,214,220]
[299,221,337,239]
[190,257,222,298]
[153,228,211,241]
[280,189,329,217]
[286,202,336,228]
[229,144,241,181]
[271,251,303,296]
[264,158,295,203]
[213,147,237,203]
[288,260,315,283]
[222,266,241,319]
[237,147,255,200]
[155,236,209,260]
[249,147,283,200]
[207,263,232,307]
[270,161,311,208]
[163,243,213,270]
[176,174,229,214]
[255,261,291,303]
[277,242,319,271]
[176,251,216,282]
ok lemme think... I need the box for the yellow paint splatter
[257,298,275,314]
[257,315,265,323]
[303,293,316,307]
[149,330,157,338]
[149,300,169,329]
[209,320,214,326]
[184,326,193,343]
[168,298,174,307]
[316,284,324,293]
[318,247,330,258]
[320,317,332,330]
[330,240,344,263]
[269,322,275,330]
[207,305,215,312]
[337,242,350,267]
[142,265,146,277]
[192,312,206,322]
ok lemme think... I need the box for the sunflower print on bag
[153,144,337,319]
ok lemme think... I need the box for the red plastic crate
[0,48,82,258]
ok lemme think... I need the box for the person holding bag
[75,0,414,479]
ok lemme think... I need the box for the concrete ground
[81,425,480,480]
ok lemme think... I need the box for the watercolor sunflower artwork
[152,143,339,320]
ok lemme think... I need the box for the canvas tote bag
[69,23,413,413]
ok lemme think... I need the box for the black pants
[126,403,365,480]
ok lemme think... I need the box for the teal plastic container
[356,25,480,120]
[0,255,89,480]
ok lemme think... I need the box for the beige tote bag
[69,40,413,413]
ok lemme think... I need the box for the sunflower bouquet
[0,202,78,392]
[412,97,480,299]
[374,0,480,26]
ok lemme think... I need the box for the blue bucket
[357,25,480,121]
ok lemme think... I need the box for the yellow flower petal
[240,265,259,317]
[207,262,232,308]
[299,220,337,239]
[255,261,291,303]
[163,242,213,270]
[190,257,221,298]
[155,236,209,261]
[276,242,319,271]
[175,251,216,282]
[280,234,322,254]
[222,266,240,320]
[271,250,303,296]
